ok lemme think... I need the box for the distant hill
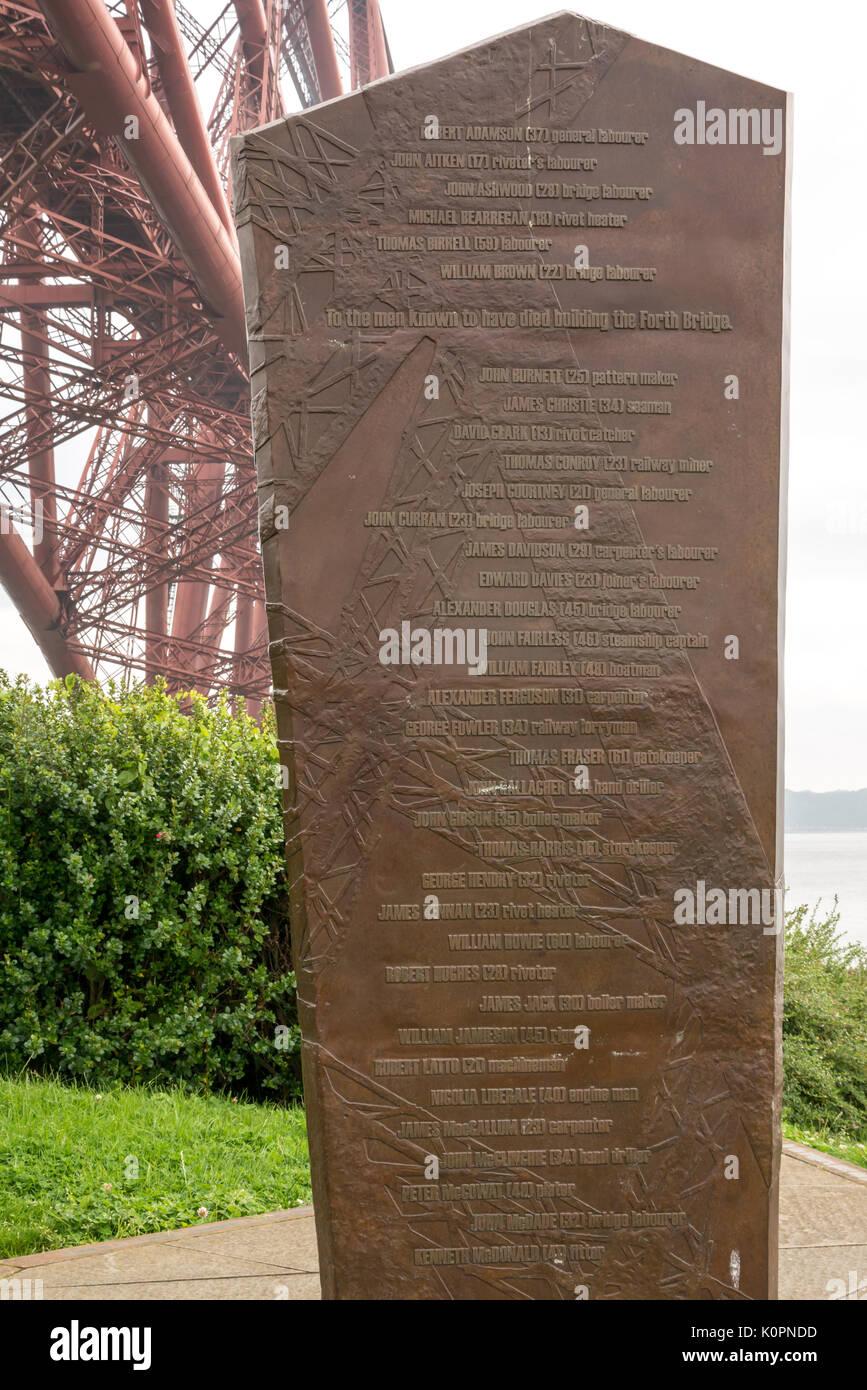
[786,788,867,831]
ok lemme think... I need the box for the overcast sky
[2,1,863,793]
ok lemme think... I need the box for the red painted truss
[0,0,390,707]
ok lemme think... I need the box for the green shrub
[782,901,867,1139]
[0,675,300,1098]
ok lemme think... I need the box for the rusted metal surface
[233,12,789,1298]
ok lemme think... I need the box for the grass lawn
[783,1120,867,1172]
[0,1073,311,1260]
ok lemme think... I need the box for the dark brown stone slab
[231,11,790,1300]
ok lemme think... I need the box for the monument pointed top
[233,10,789,1301]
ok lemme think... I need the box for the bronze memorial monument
[232,11,790,1299]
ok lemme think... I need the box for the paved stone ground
[1,1140,864,1300]
[778,1139,867,1300]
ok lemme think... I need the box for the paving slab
[34,1272,322,1302]
[165,1217,320,1272]
[777,1140,867,1301]
[779,1245,867,1302]
[0,1207,321,1302]
[2,1141,865,1300]
[0,1238,293,1288]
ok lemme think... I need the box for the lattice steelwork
[0,0,390,706]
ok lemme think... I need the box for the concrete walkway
[778,1138,867,1300]
[2,1140,865,1300]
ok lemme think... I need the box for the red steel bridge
[0,0,390,709]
